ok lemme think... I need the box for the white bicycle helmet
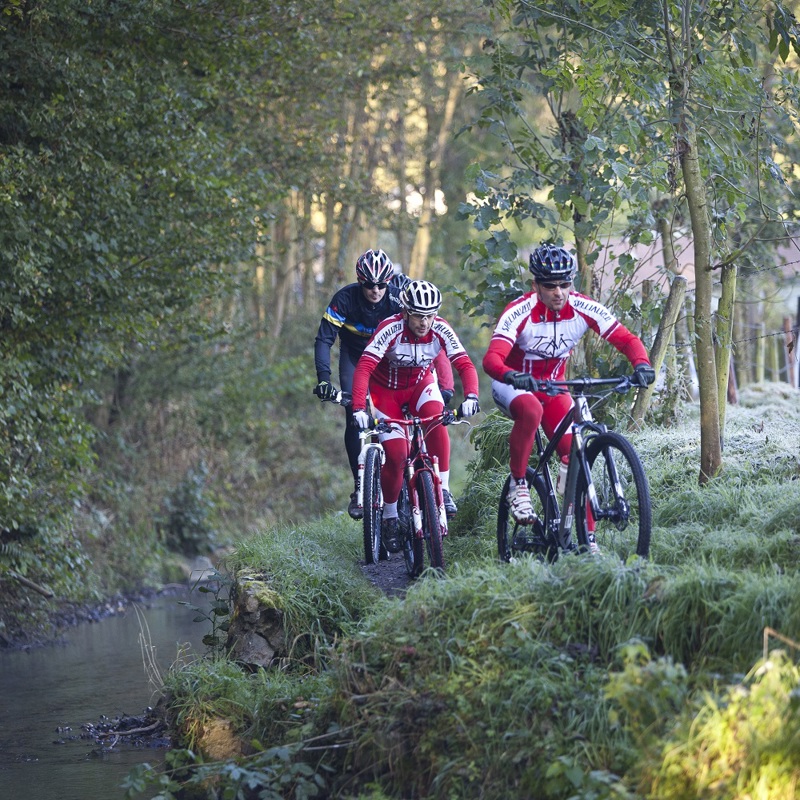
[356,249,394,284]
[400,279,442,315]
[528,244,577,282]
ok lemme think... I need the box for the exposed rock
[225,570,286,669]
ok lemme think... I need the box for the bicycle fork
[407,457,447,539]
[356,438,385,512]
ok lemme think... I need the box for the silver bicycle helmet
[528,244,577,282]
[356,249,394,284]
[400,279,442,315]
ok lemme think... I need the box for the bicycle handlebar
[537,374,638,396]
[357,408,466,434]
[323,389,468,429]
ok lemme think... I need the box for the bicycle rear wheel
[497,468,556,563]
[575,431,651,560]
[362,446,384,565]
[418,470,444,573]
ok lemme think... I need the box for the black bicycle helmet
[390,271,411,292]
[400,279,442,315]
[528,244,577,282]
[356,249,394,284]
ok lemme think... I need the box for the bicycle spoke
[497,468,558,563]
[575,432,651,560]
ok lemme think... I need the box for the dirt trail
[359,553,411,598]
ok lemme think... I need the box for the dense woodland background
[2,0,800,641]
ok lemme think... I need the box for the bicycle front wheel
[362,446,383,565]
[398,479,418,577]
[418,470,444,573]
[575,431,651,560]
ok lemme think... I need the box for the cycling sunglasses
[407,311,436,321]
[538,281,573,290]
[362,281,388,290]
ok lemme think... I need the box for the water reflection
[0,589,209,800]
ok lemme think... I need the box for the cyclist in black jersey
[314,253,455,519]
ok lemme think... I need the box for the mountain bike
[385,408,467,577]
[333,393,467,572]
[357,406,467,576]
[497,375,652,564]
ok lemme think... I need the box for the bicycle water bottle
[556,456,569,495]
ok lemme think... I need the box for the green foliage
[125,741,334,800]
[144,388,800,798]
[643,653,800,799]
[180,574,233,654]
[159,462,216,557]
[0,0,264,576]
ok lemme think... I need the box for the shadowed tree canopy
[0,0,489,584]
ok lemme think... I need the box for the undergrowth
[143,386,800,799]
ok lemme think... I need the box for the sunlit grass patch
[640,652,800,799]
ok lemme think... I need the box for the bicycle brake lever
[442,409,458,425]
[544,382,562,397]
[613,379,631,394]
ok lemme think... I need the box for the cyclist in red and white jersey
[482,243,655,527]
[351,279,480,553]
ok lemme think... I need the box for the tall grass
[156,386,800,799]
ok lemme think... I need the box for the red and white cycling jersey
[483,290,649,382]
[351,313,479,409]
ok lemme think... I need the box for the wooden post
[768,334,780,381]
[754,322,765,383]
[733,305,747,388]
[631,276,687,428]
[727,359,738,405]
[784,317,797,388]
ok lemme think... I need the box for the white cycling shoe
[508,478,537,524]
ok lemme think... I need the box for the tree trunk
[680,124,721,483]
[270,198,298,346]
[575,235,592,296]
[755,321,765,383]
[395,113,411,272]
[631,275,687,427]
[408,66,462,278]
[715,262,737,447]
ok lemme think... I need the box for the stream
[0,588,210,800]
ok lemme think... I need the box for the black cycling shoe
[382,517,402,553]
[348,492,363,520]
[442,489,458,517]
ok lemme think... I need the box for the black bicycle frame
[529,391,608,551]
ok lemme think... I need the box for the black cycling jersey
[314,283,403,383]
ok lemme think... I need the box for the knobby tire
[574,431,651,559]
[398,480,417,577]
[362,447,383,565]
[418,470,444,572]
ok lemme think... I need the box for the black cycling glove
[314,380,338,401]
[503,371,539,392]
[632,364,656,387]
